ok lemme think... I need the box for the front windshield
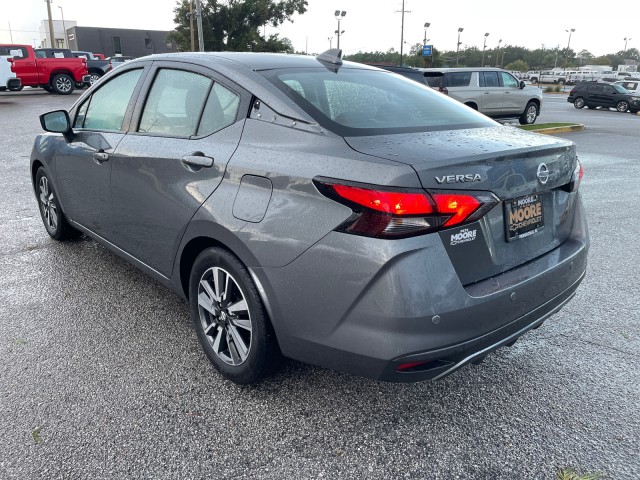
[260,67,495,136]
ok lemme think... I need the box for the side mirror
[40,110,73,141]
[519,80,526,89]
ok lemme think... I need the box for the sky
[1,0,635,59]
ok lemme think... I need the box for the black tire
[35,167,81,241]
[616,101,629,112]
[13,85,24,91]
[189,247,281,385]
[51,73,74,95]
[573,97,586,109]
[519,101,539,125]
[530,78,538,84]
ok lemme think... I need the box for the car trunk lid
[344,126,579,285]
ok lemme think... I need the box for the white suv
[423,67,542,124]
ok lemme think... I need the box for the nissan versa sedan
[32,50,589,385]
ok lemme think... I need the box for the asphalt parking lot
[0,89,639,480]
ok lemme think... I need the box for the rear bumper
[254,194,589,382]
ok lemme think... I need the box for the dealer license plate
[505,193,544,241]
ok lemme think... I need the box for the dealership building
[40,21,177,58]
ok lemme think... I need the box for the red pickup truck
[0,44,90,95]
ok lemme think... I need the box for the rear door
[109,61,249,277]
[478,71,503,113]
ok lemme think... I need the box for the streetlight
[423,22,430,45]
[482,32,489,67]
[495,38,502,67]
[456,27,463,67]
[58,6,67,48]
[564,28,575,67]
[328,37,333,48]
[624,37,632,56]
[334,10,346,50]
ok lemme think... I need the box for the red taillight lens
[432,193,481,227]
[316,180,498,239]
[567,159,583,192]
[332,184,434,215]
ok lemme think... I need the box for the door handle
[93,151,109,163]
[181,155,214,168]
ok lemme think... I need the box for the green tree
[504,60,528,72]
[592,55,612,66]
[168,0,307,52]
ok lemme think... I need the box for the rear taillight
[315,179,499,239]
[567,159,584,192]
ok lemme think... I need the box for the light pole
[495,38,502,67]
[564,28,575,67]
[423,22,430,45]
[328,37,333,48]
[482,32,489,67]
[624,37,632,56]
[58,6,67,48]
[334,10,346,50]
[456,27,463,67]
[44,0,55,48]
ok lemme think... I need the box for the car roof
[137,51,380,72]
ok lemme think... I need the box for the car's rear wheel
[573,97,586,109]
[189,247,281,385]
[519,101,539,125]
[51,74,74,95]
[616,101,629,112]
[530,78,538,84]
[35,167,81,240]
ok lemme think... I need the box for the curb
[527,124,585,135]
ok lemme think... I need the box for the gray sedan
[31,50,588,385]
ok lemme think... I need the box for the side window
[197,83,240,136]
[500,72,519,88]
[445,72,472,87]
[138,69,212,137]
[481,72,500,87]
[603,85,615,94]
[35,50,47,58]
[81,68,143,131]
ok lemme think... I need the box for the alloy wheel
[197,267,252,366]
[526,105,537,124]
[55,76,72,93]
[39,175,58,232]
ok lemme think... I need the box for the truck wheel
[51,74,74,95]
[89,73,101,85]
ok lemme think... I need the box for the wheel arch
[177,226,281,339]
[464,101,479,110]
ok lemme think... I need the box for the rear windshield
[259,67,495,136]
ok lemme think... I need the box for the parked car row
[0,44,134,95]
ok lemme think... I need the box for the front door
[109,65,246,277]
[54,68,144,235]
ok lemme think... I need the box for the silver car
[423,67,542,125]
[32,50,588,385]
